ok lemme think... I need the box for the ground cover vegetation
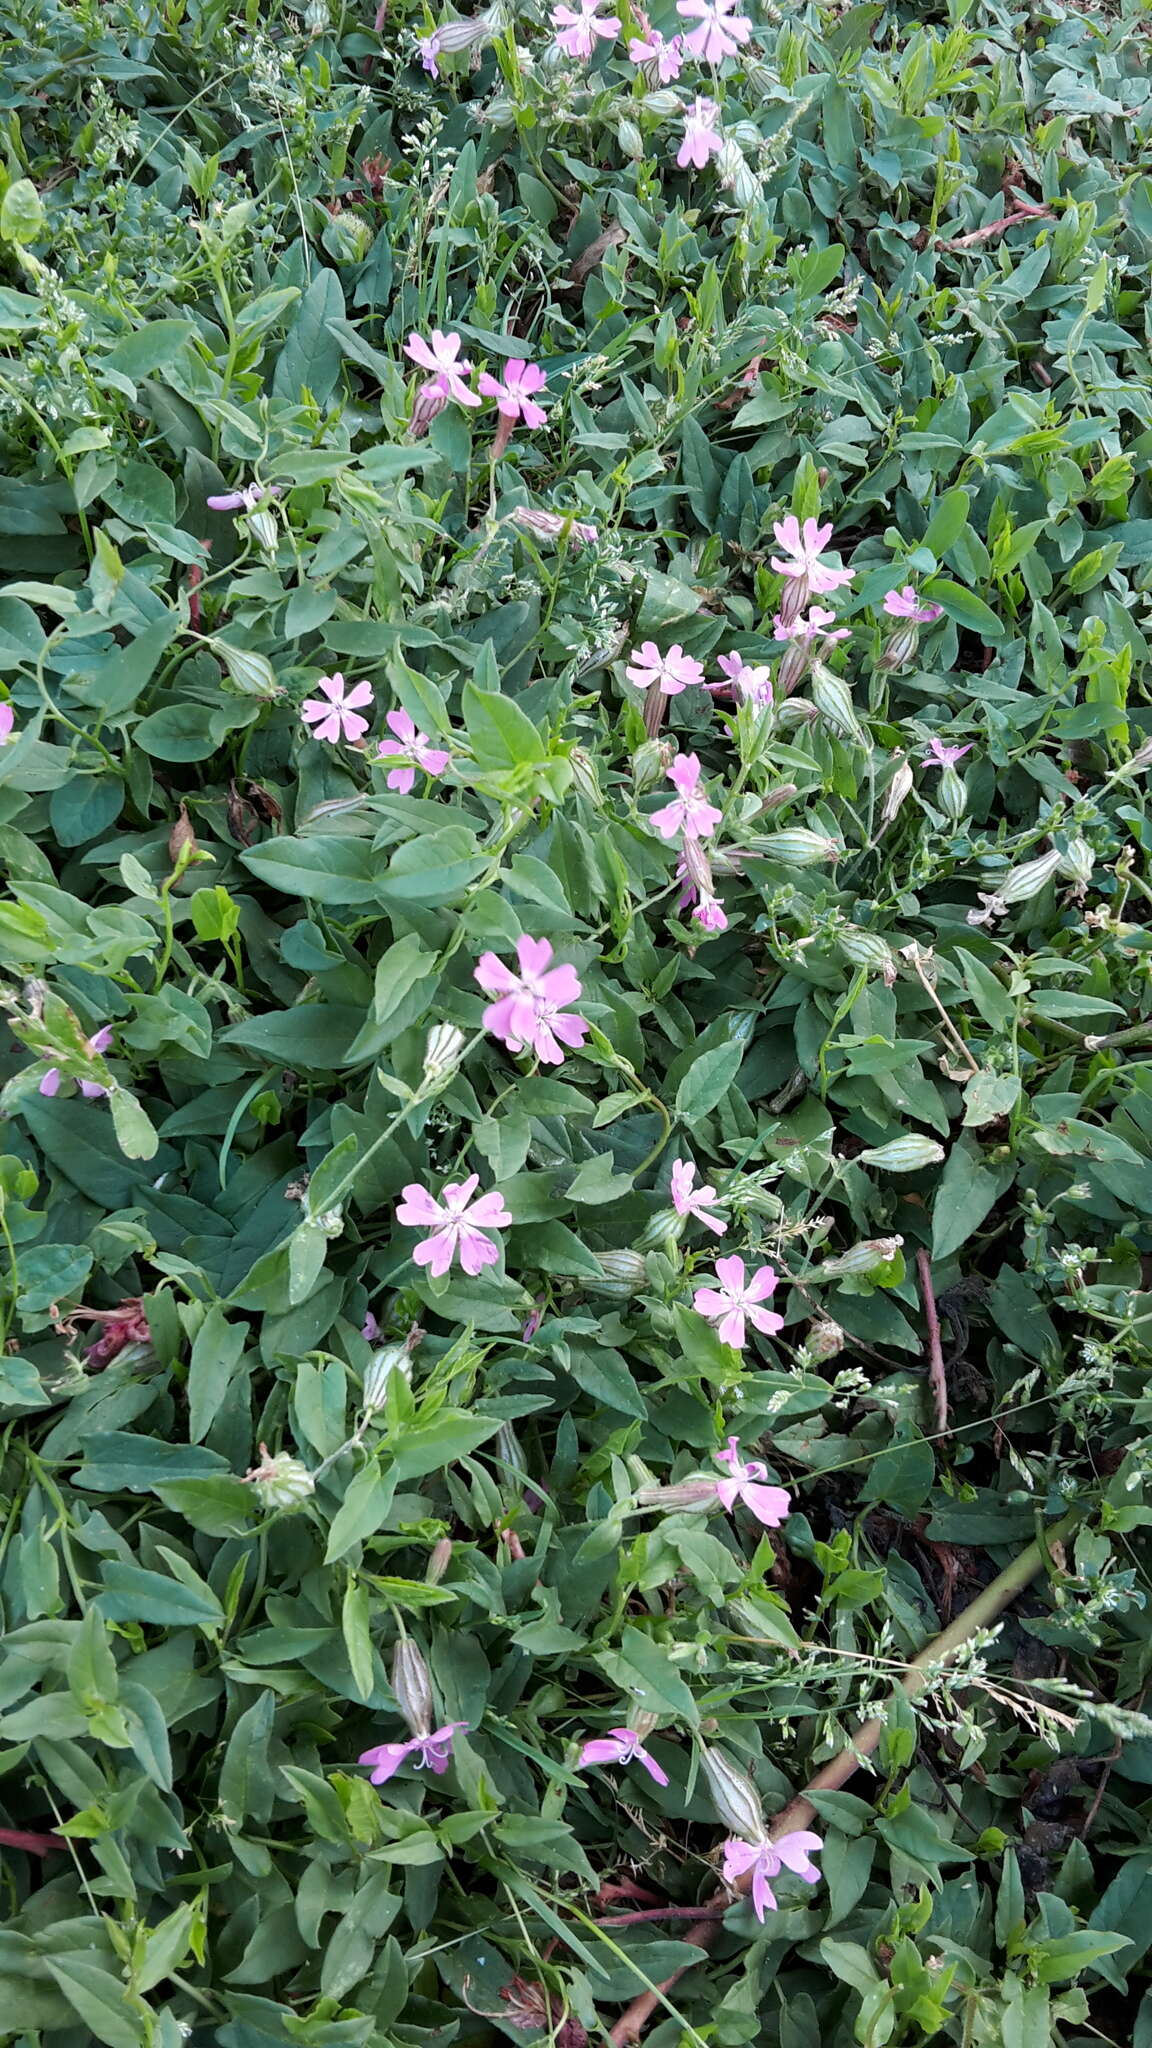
[2,0,1152,2042]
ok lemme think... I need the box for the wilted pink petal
[924,735,972,769]
[883,585,943,623]
[677,97,723,170]
[670,1159,727,1234]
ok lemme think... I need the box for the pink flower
[396,1175,513,1277]
[693,895,728,932]
[475,936,589,1065]
[628,28,683,79]
[693,1256,784,1348]
[359,1723,466,1784]
[404,330,481,407]
[650,754,723,842]
[624,641,705,697]
[884,586,943,623]
[715,651,774,707]
[477,358,548,428]
[38,1024,113,1102]
[721,1831,823,1921]
[551,0,620,57]
[773,605,851,647]
[0,703,14,746]
[770,516,855,595]
[206,481,280,513]
[361,1311,381,1343]
[676,0,752,62]
[677,96,723,169]
[416,32,441,74]
[670,1159,727,1234]
[713,1436,791,1524]
[577,1728,669,1786]
[301,673,374,745]
[925,736,972,769]
[376,708,451,793]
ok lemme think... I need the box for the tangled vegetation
[2,0,1152,2043]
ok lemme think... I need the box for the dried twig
[935,203,1052,252]
[916,1248,950,1437]
[605,1514,1078,2046]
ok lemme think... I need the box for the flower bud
[243,1445,315,1510]
[996,847,1063,905]
[805,1318,846,1360]
[426,1537,453,1584]
[392,1638,434,1736]
[586,1249,649,1298]
[423,1022,466,1087]
[640,89,683,118]
[858,1135,946,1172]
[679,832,714,897]
[636,1480,717,1512]
[758,829,841,867]
[617,117,644,160]
[699,1745,765,1842]
[569,747,602,805]
[215,642,280,699]
[363,1332,418,1412]
[637,1207,686,1251]
[249,506,279,553]
[776,636,811,696]
[775,698,820,730]
[938,765,968,821]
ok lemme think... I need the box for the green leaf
[922,576,1005,639]
[272,266,346,406]
[461,683,545,767]
[931,1137,1014,1260]
[43,1959,146,2048]
[674,1040,745,1121]
[0,180,45,247]
[187,1303,247,1442]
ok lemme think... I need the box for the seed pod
[632,738,671,795]
[423,1023,466,1087]
[569,747,602,804]
[880,756,914,826]
[216,642,280,699]
[996,847,1063,905]
[838,927,893,972]
[758,829,841,867]
[775,574,810,628]
[248,506,279,553]
[585,1249,649,1298]
[810,667,862,741]
[699,1745,765,1842]
[813,1236,904,1278]
[858,1135,946,1172]
[776,636,811,696]
[1057,835,1094,884]
[879,621,921,671]
[805,1318,846,1360]
[363,1342,413,1412]
[243,1446,315,1510]
[392,1639,434,1737]
[637,1206,686,1250]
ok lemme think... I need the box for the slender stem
[606,1511,1080,2047]
[916,1248,949,1436]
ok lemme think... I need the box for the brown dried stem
[605,1513,1078,2046]
[916,1247,950,1437]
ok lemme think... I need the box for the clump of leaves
[2,0,1152,2044]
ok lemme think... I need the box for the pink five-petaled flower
[39,1024,113,1101]
[693,895,728,932]
[206,481,279,513]
[300,673,374,745]
[925,735,972,769]
[651,754,723,843]
[0,703,15,746]
[578,1728,669,1786]
[396,1175,513,1278]
[477,358,549,428]
[773,605,851,647]
[376,708,451,793]
[670,1159,727,1235]
[716,651,774,708]
[629,27,683,79]
[714,1436,791,1524]
[677,97,723,170]
[770,516,855,595]
[359,1723,467,1784]
[551,0,620,58]
[416,32,441,75]
[475,935,590,1065]
[404,330,481,407]
[721,1831,823,1921]
[694,1256,784,1349]
[884,586,943,623]
[676,0,752,63]
[624,640,705,697]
